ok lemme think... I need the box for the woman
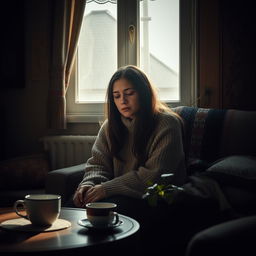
[73,65,186,208]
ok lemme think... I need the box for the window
[67,0,197,123]
[140,0,179,102]
[77,1,117,103]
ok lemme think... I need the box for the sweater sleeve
[79,121,114,187]
[101,114,187,198]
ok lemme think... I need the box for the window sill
[67,114,104,123]
[67,102,182,123]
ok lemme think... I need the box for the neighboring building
[78,10,117,91]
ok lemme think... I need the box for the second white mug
[86,202,119,228]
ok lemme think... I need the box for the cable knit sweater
[79,112,187,199]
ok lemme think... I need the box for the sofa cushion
[0,153,50,190]
[220,110,256,157]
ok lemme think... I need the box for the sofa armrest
[186,215,256,256]
[45,163,85,205]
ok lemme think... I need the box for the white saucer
[78,219,123,230]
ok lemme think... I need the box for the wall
[221,0,256,110]
[1,0,98,160]
[198,0,221,108]
[198,0,256,110]
[1,0,51,159]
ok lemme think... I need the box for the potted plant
[143,173,184,207]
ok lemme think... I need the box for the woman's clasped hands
[73,184,107,207]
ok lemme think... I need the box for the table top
[0,207,140,254]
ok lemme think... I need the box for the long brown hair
[105,65,178,164]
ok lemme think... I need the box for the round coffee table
[0,207,140,255]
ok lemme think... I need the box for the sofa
[45,106,256,254]
[174,106,256,216]
[185,214,256,256]
[46,106,256,205]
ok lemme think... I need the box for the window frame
[67,0,198,123]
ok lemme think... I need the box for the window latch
[128,25,136,45]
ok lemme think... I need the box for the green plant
[143,173,184,207]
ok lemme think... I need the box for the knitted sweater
[79,112,187,199]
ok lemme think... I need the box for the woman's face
[112,78,140,119]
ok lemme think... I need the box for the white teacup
[14,194,61,227]
[86,202,119,228]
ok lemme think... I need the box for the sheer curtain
[48,0,86,129]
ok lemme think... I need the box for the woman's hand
[73,185,93,207]
[73,184,107,207]
[84,184,107,204]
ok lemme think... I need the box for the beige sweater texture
[79,112,187,199]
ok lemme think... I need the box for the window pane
[77,1,117,103]
[140,0,179,102]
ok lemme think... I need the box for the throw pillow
[205,155,256,189]
[0,153,50,190]
[204,155,256,214]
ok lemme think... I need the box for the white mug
[14,194,61,226]
[86,202,119,228]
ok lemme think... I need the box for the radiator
[41,136,97,170]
